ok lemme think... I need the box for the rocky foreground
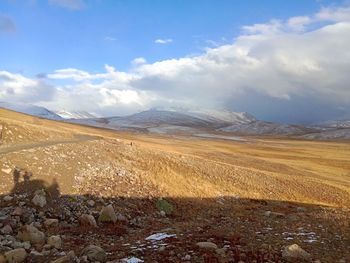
[0,178,349,263]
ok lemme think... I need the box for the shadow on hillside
[0,171,349,263]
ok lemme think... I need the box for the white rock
[282,244,312,262]
[1,168,12,174]
[98,205,117,223]
[32,190,47,208]
[3,195,13,202]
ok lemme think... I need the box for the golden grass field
[1,108,350,262]
[1,107,349,208]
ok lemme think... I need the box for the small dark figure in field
[23,171,32,183]
[13,168,20,185]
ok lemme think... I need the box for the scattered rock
[50,251,75,263]
[1,225,13,235]
[3,196,13,202]
[81,245,106,262]
[196,241,218,250]
[98,205,117,223]
[1,168,12,175]
[87,200,95,207]
[32,190,47,208]
[11,207,23,216]
[47,235,62,249]
[17,224,46,245]
[4,248,27,263]
[44,219,59,228]
[282,244,312,262]
[79,214,97,227]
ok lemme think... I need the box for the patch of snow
[145,233,176,241]
[55,110,97,119]
[194,133,246,141]
[121,257,144,263]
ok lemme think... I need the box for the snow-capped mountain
[71,108,257,131]
[153,107,256,124]
[0,102,62,120]
[55,110,97,119]
[220,121,314,135]
[314,119,350,129]
[300,128,350,140]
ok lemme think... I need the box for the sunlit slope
[0,107,349,207]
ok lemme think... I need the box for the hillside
[0,108,349,262]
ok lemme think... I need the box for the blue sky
[1,0,350,123]
[1,0,344,74]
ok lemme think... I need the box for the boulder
[196,242,218,250]
[32,190,47,208]
[17,224,46,245]
[282,244,312,262]
[47,235,62,249]
[79,214,97,227]
[1,225,13,235]
[50,251,75,263]
[98,205,117,223]
[81,245,106,262]
[3,196,13,202]
[4,248,27,263]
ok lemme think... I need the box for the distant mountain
[314,119,350,129]
[55,110,97,119]
[300,128,350,140]
[71,108,257,131]
[155,107,256,125]
[220,121,315,135]
[0,102,62,120]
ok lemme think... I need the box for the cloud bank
[1,6,350,123]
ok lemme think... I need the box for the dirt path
[0,134,101,155]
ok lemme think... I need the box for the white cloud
[0,14,16,33]
[104,36,116,41]
[0,71,54,103]
[2,5,350,122]
[48,0,85,10]
[132,57,147,66]
[287,16,312,31]
[154,38,173,44]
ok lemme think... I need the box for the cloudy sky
[1,0,350,124]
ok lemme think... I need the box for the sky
[0,0,350,124]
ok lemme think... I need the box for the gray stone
[17,224,46,245]
[32,190,47,208]
[196,242,218,250]
[81,245,106,262]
